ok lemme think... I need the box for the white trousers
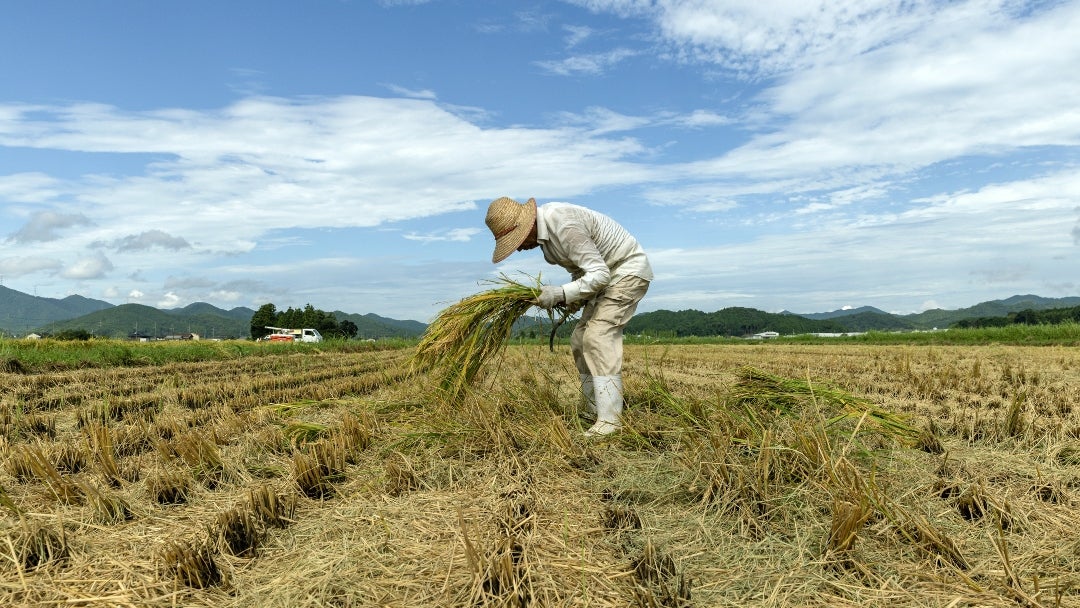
[570,276,649,377]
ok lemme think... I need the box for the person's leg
[580,277,649,436]
[571,300,597,414]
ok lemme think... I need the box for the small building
[163,333,199,341]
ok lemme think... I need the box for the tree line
[624,307,848,338]
[951,305,1080,328]
[249,303,359,340]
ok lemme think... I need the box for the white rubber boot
[580,373,596,416]
[585,375,623,437]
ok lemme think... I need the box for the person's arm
[557,225,610,304]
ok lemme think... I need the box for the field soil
[2,342,1079,607]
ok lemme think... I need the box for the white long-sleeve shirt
[535,203,653,304]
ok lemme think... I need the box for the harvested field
[2,342,1079,607]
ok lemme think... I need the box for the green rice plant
[0,483,22,516]
[282,421,327,446]
[411,274,565,399]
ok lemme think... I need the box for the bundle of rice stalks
[727,366,919,443]
[411,274,566,399]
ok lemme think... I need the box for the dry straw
[411,274,566,399]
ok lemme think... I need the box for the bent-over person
[484,196,653,436]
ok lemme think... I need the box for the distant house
[24,333,41,340]
[163,333,200,341]
[750,331,780,339]
[129,331,152,342]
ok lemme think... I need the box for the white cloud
[0,172,62,204]
[101,229,192,252]
[61,252,113,280]
[0,94,662,305]
[0,256,63,277]
[157,291,182,308]
[8,211,94,243]
[382,84,438,100]
[535,47,638,76]
[403,227,482,243]
[128,289,144,299]
[563,24,593,48]
[570,0,939,76]
[553,106,651,134]
[665,109,733,129]
[639,168,1080,314]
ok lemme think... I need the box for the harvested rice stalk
[411,274,565,398]
[728,366,919,443]
[13,520,69,570]
[147,470,191,505]
[161,537,226,589]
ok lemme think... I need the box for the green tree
[338,319,358,339]
[250,303,277,339]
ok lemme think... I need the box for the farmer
[485,196,653,436]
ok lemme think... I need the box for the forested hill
[625,307,848,338]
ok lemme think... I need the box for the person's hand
[536,285,565,310]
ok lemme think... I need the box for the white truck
[264,326,324,343]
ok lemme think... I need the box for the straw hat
[485,196,537,263]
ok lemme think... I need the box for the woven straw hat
[485,196,537,263]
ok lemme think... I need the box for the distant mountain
[332,311,426,338]
[626,307,848,337]
[903,295,1080,329]
[39,303,252,339]
[0,285,427,339]
[787,294,1080,331]
[31,299,424,340]
[794,305,891,320]
[177,302,256,321]
[0,285,114,334]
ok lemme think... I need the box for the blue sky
[2,0,1078,322]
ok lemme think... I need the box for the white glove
[536,285,565,310]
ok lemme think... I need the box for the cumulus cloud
[61,252,113,280]
[157,291,182,308]
[0,96,656,248]
[8,211,94,243]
